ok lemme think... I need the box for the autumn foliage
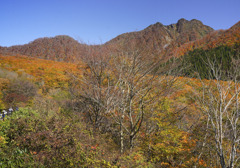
[0,19,240,168]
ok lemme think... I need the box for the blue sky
[1,0,240,47]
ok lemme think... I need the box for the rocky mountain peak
[177,18,188,24]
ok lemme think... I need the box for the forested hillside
[175,44,240,79]
[0,19,240,167]
[172,21,240,58]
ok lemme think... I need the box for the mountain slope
[0,35,89,62]
[171,21,240,57]
[105,18,214,59]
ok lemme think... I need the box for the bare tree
[109,49,156,152]
[194,51,240,168]
[107,46,178,153]
[69,46,112,130]
[69,43,178,154]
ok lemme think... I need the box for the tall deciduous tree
[69,46,112,130]
[194,50,240,168]
[71,43,179,154]
[107,44,179,153]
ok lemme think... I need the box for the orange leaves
[30,151,37,155]
[90,144,99,150]
[0,54,82,88]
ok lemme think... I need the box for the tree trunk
[220,153,226,168]
[120,123,124,154]
[130,135,134,152]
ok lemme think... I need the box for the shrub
[3,79,37,105]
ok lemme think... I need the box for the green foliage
[0,109,40,167]
[0,107,114,167]
[51,89,71,101]
[11,107,40,119]
[0,147,39,168]
[181,44,240,80]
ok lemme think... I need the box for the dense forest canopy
[180,44,240,80]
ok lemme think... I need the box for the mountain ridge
[0,19,239,62]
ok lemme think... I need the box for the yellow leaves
[0,136,7,146]
[102,78,109,86]
[143,108,197,165]
[181,134,189,144]
[0,78,9,90]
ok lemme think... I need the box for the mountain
[171,21,240,57]
[1,19,239,63]
[0,35,89,62]
[105,18,214,59]
[108,18,213,45]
